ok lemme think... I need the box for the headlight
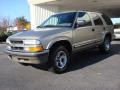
[23,40,44,52]
[6,39,10,44]
[23,40,41,45]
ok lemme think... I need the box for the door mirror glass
[76,18,86,27]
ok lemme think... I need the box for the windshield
[37,12,77,28]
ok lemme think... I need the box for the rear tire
[99,36,111,53]
[49,46,70,74]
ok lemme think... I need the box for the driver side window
[76,12,92,28]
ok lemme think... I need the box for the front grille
[10,40,23,44]
[8,40,24,51]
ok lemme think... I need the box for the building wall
[30,4,59,29]
[7,27,18,32]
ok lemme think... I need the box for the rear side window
[91,13,103,25]
[102,14,113,25]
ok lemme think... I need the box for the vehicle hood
[8,27,71,40]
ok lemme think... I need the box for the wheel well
[49,40,72,54]
[105,33,112,41]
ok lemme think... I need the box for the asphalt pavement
[0,41,120,90]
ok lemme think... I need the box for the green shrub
[0,30,19,42]
[0,32,8,42]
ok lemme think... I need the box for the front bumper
[5,49,49,64]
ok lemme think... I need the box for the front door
[73,12,95,49]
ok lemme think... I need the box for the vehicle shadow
[31,43,120,73]
[68,44,120,72]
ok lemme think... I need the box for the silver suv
[5,11,114,73]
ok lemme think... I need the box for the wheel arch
[104,32,112,41]
[49,40,72,54]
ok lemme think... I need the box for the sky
[0,0,30,21]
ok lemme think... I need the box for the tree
[25,22,31,30]
[0,17,11,31]
[0,17,11,42]
[15,16,28,30]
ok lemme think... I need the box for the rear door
[101,14,114,37]
[89,13,105,42]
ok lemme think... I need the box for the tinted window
[76,12,92,27]
[102,14,113,25]
[39,12,77,28]
[91,14,103,25]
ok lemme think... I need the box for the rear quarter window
[91,13,103,25]
[102,14,113,25]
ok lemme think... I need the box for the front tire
[49,46,70,74]
[99,36,111,53]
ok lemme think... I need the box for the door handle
[92,29,95,32]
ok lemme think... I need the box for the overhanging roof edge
[28,0,56,5]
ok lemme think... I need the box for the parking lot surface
[0,41,120,90]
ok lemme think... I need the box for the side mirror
[76,19,86,26]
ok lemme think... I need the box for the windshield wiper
[37,25,57,28]
[37,25,69,28]
[43,25,57,27]
[37,26,43,28]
